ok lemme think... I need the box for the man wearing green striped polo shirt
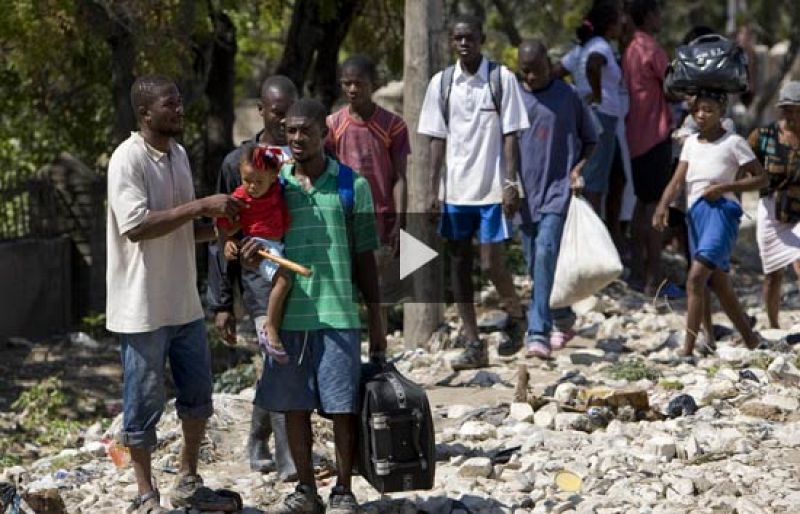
[241,98,385,514]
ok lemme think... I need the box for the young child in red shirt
[217,144,291,363]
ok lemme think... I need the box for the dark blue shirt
[518,79,598,223]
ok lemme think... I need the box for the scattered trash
[554,470,582,492]
[102,438,129,468]
[666,394,698,418]
[577,387,650,411]
[739,369,759,382]
[585,406,613,428]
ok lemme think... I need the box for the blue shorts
[254,329,361,414]
[687,197,743,272]
[118,318,213,449]
[439,203,511,243]
[582,111,618,194]
[250,237,285,282]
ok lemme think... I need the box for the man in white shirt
[106,75,242,513]
[418,15,530,370]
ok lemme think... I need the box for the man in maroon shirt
[326,55,411,313]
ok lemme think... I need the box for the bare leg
[266,270,293,351]
[685,260,714,356]
[481,242,524,318]
[286,410,315,488]
[702,286,715,346]
[763,269,784,329]
[331,414,357,491]
[130,447,154,496]
[450,240,479,342]
[606,162,625,255]
[179,417,206,476]
[709,268,759,349]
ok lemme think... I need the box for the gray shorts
[254,329,361,414]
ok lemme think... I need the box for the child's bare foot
[265,324,289,365]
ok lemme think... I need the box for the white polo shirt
[106,132,203,333]
[418,57,529,205]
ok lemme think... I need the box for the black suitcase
[357,362,436,493]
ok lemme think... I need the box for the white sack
[550,195,623,308]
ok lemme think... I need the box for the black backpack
[664,34,749,95]
[357,361,436,493]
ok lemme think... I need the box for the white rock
[767,356,800,384]
[554,412,586,431]
[760,328,788,341]
[458,421,497,441]
[760,394,799,412]
[645,436,677,461]
[533,403,559,429]
[774,422,800,447]
[671,477,695,496]
[508,402,535,422]
[457,457,493,478]
[554,382,578,404]
[700,380,738,404]
[447,404,473,419]
[717,346,752,364]
[715,367,740,383]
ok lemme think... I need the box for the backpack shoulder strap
[439,65,456,126]
[336,162,355,219]
[487,60,503,116]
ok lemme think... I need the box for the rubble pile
[2,276,800,513]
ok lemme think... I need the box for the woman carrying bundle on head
[653,90,767,361]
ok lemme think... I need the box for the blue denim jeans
[254,329,361,414]
[520,214,575,341]
[118,318,213,449]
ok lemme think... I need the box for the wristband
[503,179,521,190]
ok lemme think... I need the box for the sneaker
[128,490,166,513]
[170,474,203,509]
[498,316,526,356]
[525,336,552,360]
[549,329,575,350]
[450,340,489,371]
[328,485,359,514]
[264,484,325,514]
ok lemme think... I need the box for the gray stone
[671,477,695,496]
[570,349,607,365]
[457,457,493,478]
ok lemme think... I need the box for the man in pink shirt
[624,0,673,295]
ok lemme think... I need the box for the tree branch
[490,0,522,46]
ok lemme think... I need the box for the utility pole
[402,0,446,350]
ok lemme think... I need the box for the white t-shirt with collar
[680,131,757,208]
[418,57,530,205]
[106,132,204,333]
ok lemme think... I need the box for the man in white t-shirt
[106,75,242,513]
[418,15,530,370]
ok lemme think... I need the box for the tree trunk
[276,0,365,108]
[203,8,237,196]
[81,2,136,145]
[402,0,446,350]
